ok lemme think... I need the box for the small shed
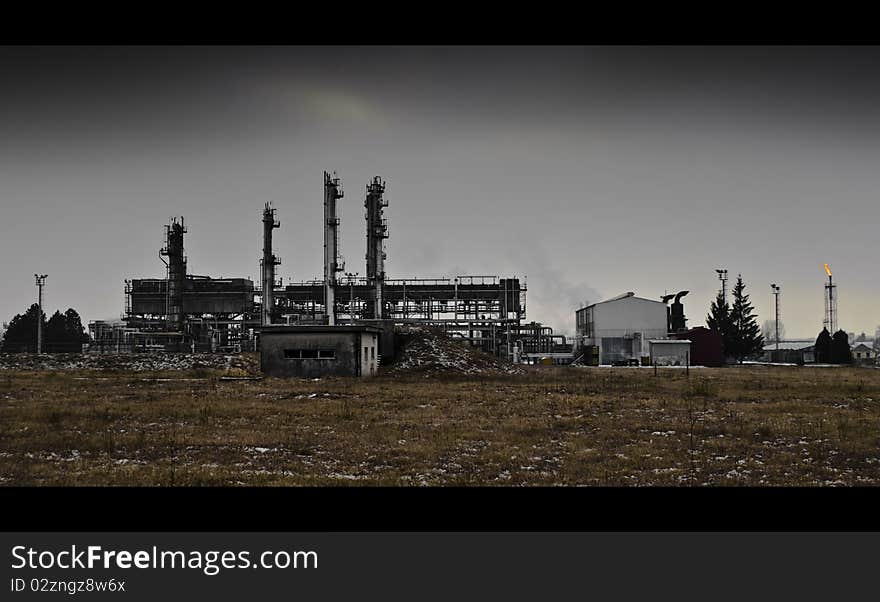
[851,342,877,365]
[260,325,381,378]
[648,339,692,366]
[674,327,724,367]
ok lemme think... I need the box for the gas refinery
[89,172,571,368]
[76,171,867,373]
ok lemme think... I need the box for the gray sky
[1,46,878,338]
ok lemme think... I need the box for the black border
[3,7,880,45]
[4,40,880,534]
[4,487,880,531]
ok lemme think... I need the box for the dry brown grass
[2,364,880,486]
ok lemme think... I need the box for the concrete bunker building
[260,325,381,378]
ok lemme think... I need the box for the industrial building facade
[576,293,669,365]
[260,325,381,378]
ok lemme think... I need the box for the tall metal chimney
[364,176,388,319]
[261,202,280,326]
[661,293,675,333]
[324,172,344,325]
[670,290,689,332]
[823,263,836,334]
[160,217,187,332]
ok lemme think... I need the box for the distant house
[575,292,668,365]
[762,340,815,365]
[851,342,877,365]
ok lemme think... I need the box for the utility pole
[771,283,780,351]
[35,274,47,354]
[715,268,728,304]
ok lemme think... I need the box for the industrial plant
[85,172,583,374]
[74,172,873,375]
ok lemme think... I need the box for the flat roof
[259,325,383,334]
[649,339,691,344]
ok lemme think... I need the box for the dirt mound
[385,326,524,377]
[0,352,260,374]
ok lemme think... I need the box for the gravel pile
[0,352,260,373]
[385,326,523,377]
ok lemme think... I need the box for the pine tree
[45,311,68,353]
[1,305,88,353]
[63,308,89,351]
[706,291,734,360]
[831,330,853,364]
[0,304,45,353]
[815,328,832,363]
[729,274,764,363]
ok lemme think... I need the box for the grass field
[2,360,880,486]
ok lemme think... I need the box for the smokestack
[364,176,388,319]
[261,202,280,326]
[823,263,837,333]
[671,290,689,332]
[661,294,675,333]
[160,217,187,332]
[324,171,344,325]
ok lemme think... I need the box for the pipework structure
[123,216,258,352]
[270,172,539,359]
[117,170,566,360]
[261,202,281,326]
[323,171,345,326]
[364,176,389,319]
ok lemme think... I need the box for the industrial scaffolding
[117,171,569,359]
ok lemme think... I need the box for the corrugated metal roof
[580,292,664,309]
[766,340,814,350]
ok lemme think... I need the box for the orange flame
[824,263,832,277]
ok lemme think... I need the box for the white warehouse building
[575,292,669,365]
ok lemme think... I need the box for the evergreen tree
[831,330,853,364]
[706,291,734,359]
[63,308,89,351]
[43,308,89,352]
[729,274,764,362]
[815,328,832,363]
[0,304,45,352]
[45,311,68,352]
[2,305,88,353]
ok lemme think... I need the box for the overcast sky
[1,46,878,338]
